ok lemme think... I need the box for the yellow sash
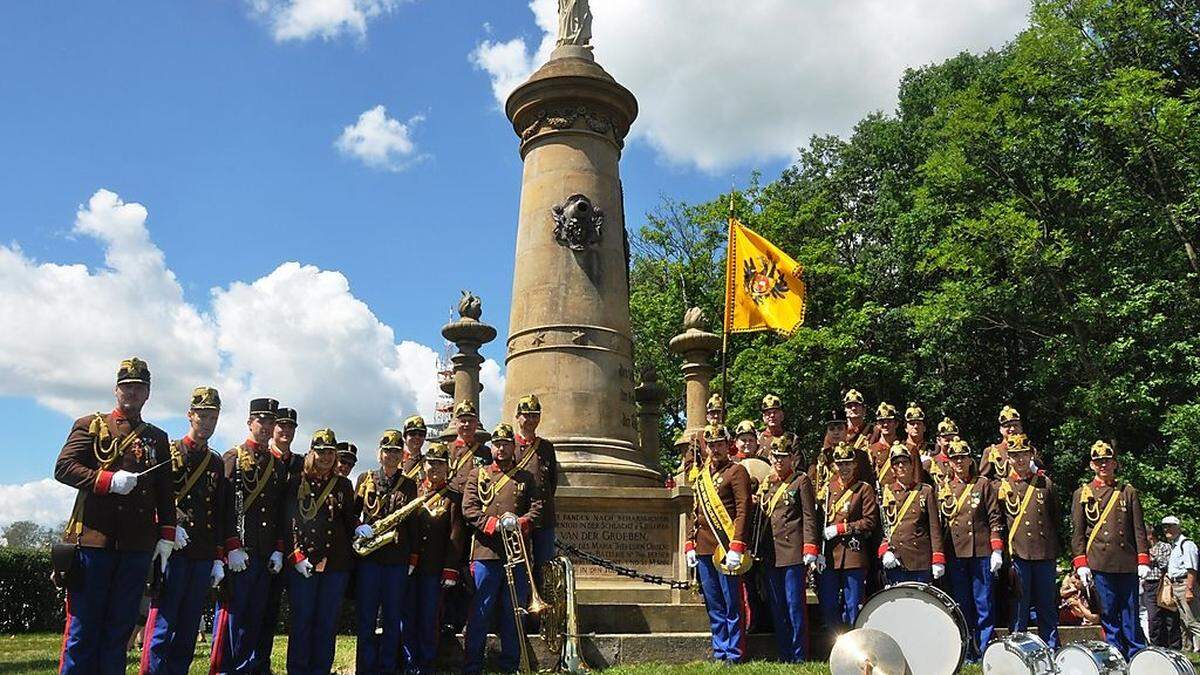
[451,442,478,473]
[891,488,921,537]
[876,457,892,484]
[827,482,857,525]
[1086,487,1123,556]
[765,481,791,517]
[1007,478,1039,551]
[697,463,751,575]
[175,447,212,502]
[950,479,978,518]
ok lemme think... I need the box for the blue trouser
[816,567,865,631]
[403,573,444,675]
[949,556,994,658]
[532,526,555,587]
[355,560,407,675]
[765,564,807,663]
[211,555,271,674]
[287,568,350,675]
[695,554,745,662]
[1012,558,1058,649]
[256,564,286,667]
[464,559,528,675]
[60,548,153,675]
[1094,571,1143,659]
[141,556,210,674]
[885,568,932,585]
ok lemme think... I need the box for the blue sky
[0,0,1028,522]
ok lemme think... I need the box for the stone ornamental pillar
[668,307,721,439]
[633,366,666,474]
[440,292,496,417]
[502,42,658,486]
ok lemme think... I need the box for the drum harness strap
[1085,487,1123,556]
[1006,478,1039,551]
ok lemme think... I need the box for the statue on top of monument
[557,0,592,47]
[458,290,483,320]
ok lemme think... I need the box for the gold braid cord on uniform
[88,413,148,469]
[298,476,339,522]
[358,471,381,518]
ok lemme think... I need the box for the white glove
[210,560,225,588]
[109,470,138,495]
[173,525,190,550]
[1138,564,1150,580]
[1077,566,1092,585]
[354,524,374,539]
[990,550,1004,575]
[882,550,899,570]
[226,548,249,572]
[686,549,698,568]
[802,553,817,566]
[815,554,827,573]
[268,551,284,574]
[153,538,174,573]
[932,563,946,579]
[295,558,314,578]
[823,525,839,540]
[408,564,416,576]
[442,576,457,588]
[724,551,743,570]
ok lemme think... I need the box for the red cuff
[1138,553,1150,566]
[409,553,420,568]
[288,549,307,566]
[836,523,847,535]
[932,551,946,565]
[684,541,696,553]
[729,540,746,554]
[159,526,176,542]
[803,543,819,557]
[224,537,243,553]
[442,568,459,582]
[275,539,286,553]
[94,470,114,495]
[878,542,890,558]
[1073,555,1088,569]
[518,516,531,536]
[990,538,1004,552]
[483,517,498,536]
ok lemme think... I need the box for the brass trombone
[499,512,548,673]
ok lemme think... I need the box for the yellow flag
[723,218,807,335]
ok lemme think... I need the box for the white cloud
[0,189,503,501]
[472,0,1029,171]
[248,0,406,42]
[0,479,76,528]
[335,105,427,171]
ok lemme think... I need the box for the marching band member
[927,417,957,487]
[401,415,428,480]
[981,405,1030,480]
[258,405,301,669]
[867,402,901,485]
[353,429,418,675]
[55,358,176,675]
[514,394,557,574]
[878,442,945,586]
[818,442,879,632]
[140,387,229,675]
[1071,440,1150,660]
[403,443,463,675]
[448,400,489,502]
[826,408,871,480]
[998,434,1061,648]
[685,424,752,664]
[336,441,358,477]
[733,420,760,460]
[758,437,818,663]
[901,403,931,483]
[940,438,1003,661]
[285,428,372,675]
[461,423,543,675]
[757,394,788,455]
[843,389,870,451]
[212,397,287,675]
[706,393,727,427]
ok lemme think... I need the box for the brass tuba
[541,556,590,673]
[499,512,548,673]
[353,494,427,557]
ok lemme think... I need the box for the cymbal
[830,628,912,675]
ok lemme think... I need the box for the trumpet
[499,512,548,673]
[352,493,427,557]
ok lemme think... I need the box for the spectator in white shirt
[1163,516,1200,651]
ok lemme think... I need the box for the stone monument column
[668,307,722,439]
[441,292,496,416]
[503,36,657,486]
[633,367,666,472]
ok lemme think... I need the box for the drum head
[738,457,771,484]
[982,633,1054,675]
[1129,647,1196,675]
[855,582,966,675]
[1055,642,1125,675]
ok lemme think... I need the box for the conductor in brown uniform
[878,442,945,586]
[1071,440,1151,660]
[817,441,879,631]
[55,357,176,675]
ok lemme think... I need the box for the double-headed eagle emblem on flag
[742,256,790,304]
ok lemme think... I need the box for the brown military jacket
[998,472,1060,561]
[808,450,835,504]
[940,475,1003,558]
[412,479,463,578]
[903,439,934,485]
[688,458,752,557]
[169,436,233,561]
[759,471,819,567]
[1071,479,1149,574]
[55,410,176,551]
[462,459,543,561]
[846,423,871,452]
[285,473,359,572]
[925,452,952,489]
[222,441,288,557]
[823,477,879,570]
[868,438,901,485]
[354,467,418,565]
[980,441,1045,481]
[448,438,491,501]
[879,480,944,570]
[518,434,558,528]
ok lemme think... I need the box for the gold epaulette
[1079,484,1094,505]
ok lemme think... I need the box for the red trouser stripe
[209,607,228,675]
[139,607,158,674]
[58,597,72,675]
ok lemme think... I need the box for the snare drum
[1129,647,1196,675]
[982,632,1055,674]
[1054,641,1127,675]
[855,581,968,675]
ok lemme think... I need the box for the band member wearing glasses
[878,442,945,586]
[818,442,879,634]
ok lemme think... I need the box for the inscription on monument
[557,510,675,577]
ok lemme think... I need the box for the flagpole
[721,190,733,410]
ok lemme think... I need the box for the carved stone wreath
[551,194,603,251]
[520,105,615,142]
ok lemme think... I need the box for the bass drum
[982,632,1055,674]
[1054,641,1126,675]
[855,582,967,675]
[1129,647,1196,675]
[738,457,772,487]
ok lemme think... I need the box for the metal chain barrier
[554,539,696,590]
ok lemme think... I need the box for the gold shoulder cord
[299,477,338,522]
[881,485,898,529]
[477,467,496,507]
[237,445,267,497]
[359,471,380,517]
[1080,484,1100,522]
[998,480,1021,516]
[171,441,187,491]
